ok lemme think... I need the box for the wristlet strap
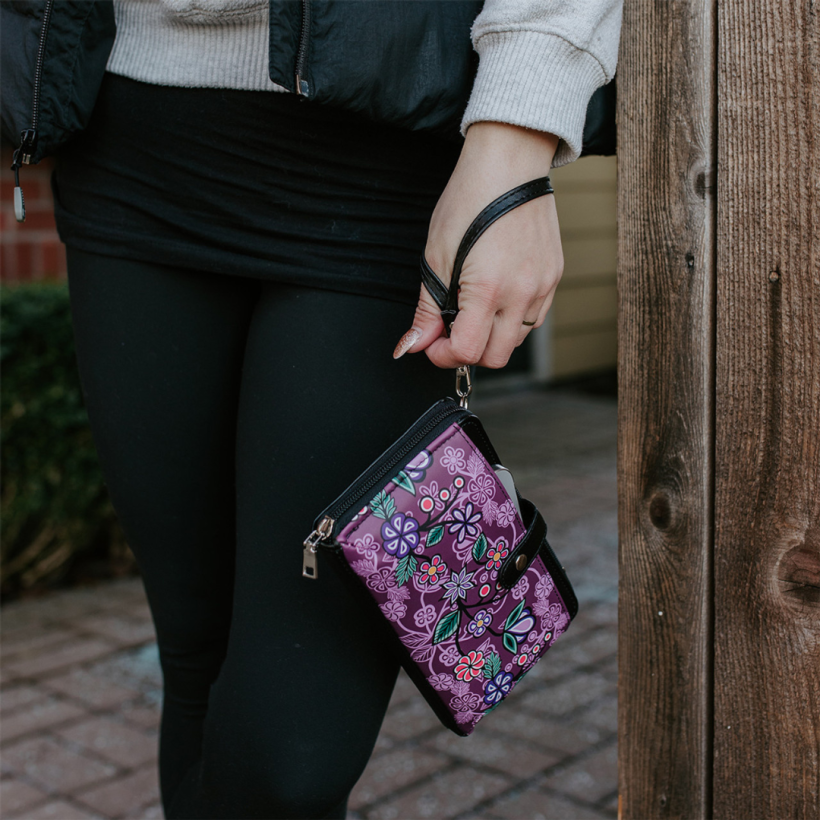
[419,176,554,336]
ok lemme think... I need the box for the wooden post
[618,0,819,817]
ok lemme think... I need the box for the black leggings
[66,248,453,818]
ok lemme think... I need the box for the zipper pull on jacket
[10,129,37,223]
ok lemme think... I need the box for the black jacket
[1,1,614,175]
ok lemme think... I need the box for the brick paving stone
[425,732,563,779]
[387,671,418,708]
[3,639,114,680]
[1,627,80,661]
[540,743,618,805]
[493,711,610,757]
[488,786,611,820]
[122,800,164,819]
[117,702,160,733]
[85,645,162,693]
[10,798,104,819]
[0,684,48,715]
[349,748,450,809]
[2,736,117,794]
[74,765,159,818]
[67,616,156,649]
[1,698,87,745]
[366,766,511,820]
[516,672,612,718]
[0,777,50,815]
[575,695,617,735]
[41,669,141,710]
[379,696,442,742]
[56,716,157,770]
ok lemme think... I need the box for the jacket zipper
[294,0,310,96]
[10,0,55,222]
[301,401,467,579]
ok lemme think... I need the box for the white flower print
[440,445,466,475]
[413,604,437,628]
[495,499,517,528]
[511,575,530,600]
[353,532,379,555]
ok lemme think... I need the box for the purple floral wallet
[303,397,578,736]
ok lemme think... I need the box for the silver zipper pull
[12,166,25,223]
[302,515,334,579]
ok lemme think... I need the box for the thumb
[393,283,446,359]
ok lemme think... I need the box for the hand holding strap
[419,176,554,336]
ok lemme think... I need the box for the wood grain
[617,0,716,817]
[713,0,820,816]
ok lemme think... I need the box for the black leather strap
[497,497,547,589]
[419,176,554,336]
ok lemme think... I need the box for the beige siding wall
[548,155,617,378]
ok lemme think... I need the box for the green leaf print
[503,632,518,654]
[426,525,444,547]
[392,470,416,495]
[483,651,502,679]
[370,491,396,520]
[472,532,488,562]
[396,554,418,587]
[432,610,462,645]
[504,600,525,631]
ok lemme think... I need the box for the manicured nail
[393,327,422,359]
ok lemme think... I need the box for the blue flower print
[484,671,514,706]
[405,449,432,482]
[442,567,475,606]
[448,502,482,544]
[381,512,420,558]
[467,610,492,637]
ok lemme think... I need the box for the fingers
[393,283,446,359]
[422,294,497,369]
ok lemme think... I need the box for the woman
[3,1,622,816]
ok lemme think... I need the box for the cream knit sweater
[106,0,623,166]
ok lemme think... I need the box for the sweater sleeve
[460,0,623,166]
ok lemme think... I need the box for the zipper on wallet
[302,514,334,579]
[299,400,467,579]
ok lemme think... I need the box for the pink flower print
[536,601,563,628]
[535,574,555,601]
[468,472,496,506]
[450,692,482,712]
[429,672,455,691]
[418,481,445,514]
[353,532,379,555]
[439,644,461,666]
[511,575,529,600]
[380,600,407,622]
[496,499,517,528]
[414,604,438,628]
[486,540,509,571]
[419,555,446,586]
[440,445,466,475]
[366,567,396,593]
[454,651,485,682]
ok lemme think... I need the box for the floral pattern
[337,423,573,736]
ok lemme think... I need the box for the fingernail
[393,327,422,359]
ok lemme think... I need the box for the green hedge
[1,281,134,600]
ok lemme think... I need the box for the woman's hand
[393,121,564,369]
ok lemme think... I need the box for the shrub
[1,281,135,600]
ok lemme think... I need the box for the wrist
[462,121,559,173]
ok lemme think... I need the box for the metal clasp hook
[455,365,472,409]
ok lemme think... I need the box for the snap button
[515,554,528,571]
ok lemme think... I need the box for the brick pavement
[1,387,618,820]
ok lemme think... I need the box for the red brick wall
[0,146,67,283]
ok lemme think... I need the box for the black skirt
[52,72,462,306]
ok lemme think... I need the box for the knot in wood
[778,545,820,609]
[648,492,673,531]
